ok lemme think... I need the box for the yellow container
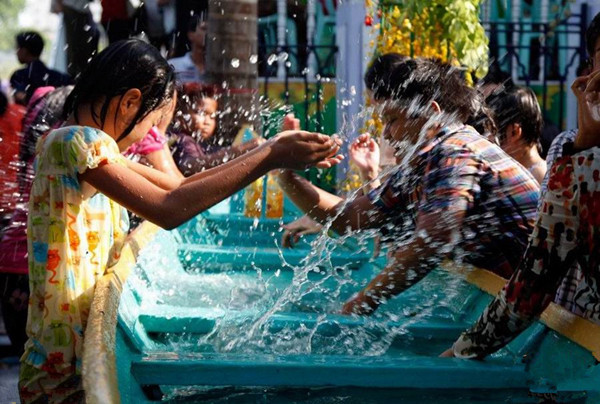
[244,177,264,218]
[265,172,283,218]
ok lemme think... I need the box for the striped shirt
[368,125,540,278]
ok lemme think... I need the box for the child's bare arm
[276,169,383,234]
[142,144,185,179]
[126,159,183,191]
[81,131,340,229]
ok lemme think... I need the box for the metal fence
[258,44,338,133]
[482,3,588,129]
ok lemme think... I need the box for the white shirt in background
[168,52,206,83]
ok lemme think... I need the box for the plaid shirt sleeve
[367,168,412,215]
[367,144,482,232]
[419,144,481,215]
[452,155,580,358]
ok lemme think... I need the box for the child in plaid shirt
[277,56,540,315]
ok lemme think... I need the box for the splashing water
[129,91,478,364]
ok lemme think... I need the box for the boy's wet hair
[16,31,44,58]
[384,57,477,122]
[364,53,410,100]
[486,85,543,146]
[63,39,176,142]
[466,96,497,138]
[585,12,600,59]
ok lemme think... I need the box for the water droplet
[267,54,278,65]
[278,52,289,62]
[231,58,240,68]
[249,54,258,64]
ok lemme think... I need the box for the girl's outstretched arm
[80,131,339,229]
[142,143,185,179]
[125,158,183,191]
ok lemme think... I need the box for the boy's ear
[508,122,522,139]
[430,100,441,114]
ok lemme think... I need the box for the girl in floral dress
[442,67,600,359]
[19,39,341,403]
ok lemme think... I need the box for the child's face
[191,97,217,140]
[123,102,172,149]
[188,22,207,53]
[381,106,423,148]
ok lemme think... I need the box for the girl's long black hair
[63,39,175,142]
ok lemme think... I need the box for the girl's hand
[268,131,344,170]
[572,70,600,151]
[439,348,455,358]
[282,113,301,131]
[349,133,380,180]
[281,215,323,248]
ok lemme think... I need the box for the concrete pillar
[335,0,371,184]
[206,0,259,141]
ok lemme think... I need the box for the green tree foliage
[0,0,27,50]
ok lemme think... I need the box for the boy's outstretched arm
[276,169,385,235]
[342,207,466,315]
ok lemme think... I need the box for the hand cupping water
[266,130,344,170]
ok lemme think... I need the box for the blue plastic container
[83,198,600,403]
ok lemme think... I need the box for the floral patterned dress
[453,144,600,358]
[19,126,129,403]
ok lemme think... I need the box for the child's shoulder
[39,126,114,151]
[46,125,111,143]
[36,126,122,171]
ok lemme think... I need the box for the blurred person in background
[168,15,207,84]
[486,85,547,184]
[51,0,99,78]
[10,31,72,105]
[0,91,26,232]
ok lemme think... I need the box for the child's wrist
[359,168,379,182]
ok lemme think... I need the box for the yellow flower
[465,71,474,87]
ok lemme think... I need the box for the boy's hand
[341,290,378,315]
[439,348,455,358]
[267,131,343,170]
[281,215,323,248]
[282,113,301,131]
[349,133,380,180]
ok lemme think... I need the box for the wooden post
[206,0,259,143]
